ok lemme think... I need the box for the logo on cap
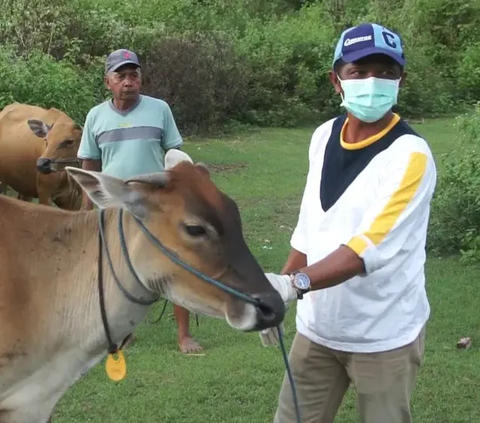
[344,35,372,47]
[123,51,131,59]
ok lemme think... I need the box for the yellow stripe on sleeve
[347,152,428,255]
[363,152,428,246]
[347,235,368,255]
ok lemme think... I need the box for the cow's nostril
[256,303,276,323]
[252,291,286,330]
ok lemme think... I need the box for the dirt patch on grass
[206,163,247,173]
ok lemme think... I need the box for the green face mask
[338,76,400,123]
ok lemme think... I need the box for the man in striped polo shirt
[77,48,204,354]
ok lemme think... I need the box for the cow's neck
[0,200,159,414]
[43,207,154,356]
[52,172,83,210]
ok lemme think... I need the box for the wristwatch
[288,271,311,300]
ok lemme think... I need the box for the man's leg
[346,326,426,423]
[174,304,203,353]
[274,332,351,423]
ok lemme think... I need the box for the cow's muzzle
[36,158,80,174]
[36,157,53,174]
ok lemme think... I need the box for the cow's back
[0,103,64,197]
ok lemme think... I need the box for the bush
[141,32,250,135]
[236,4,339,127]
[395,45,457,118]
[457,43,480,104]
[0,46,104,123]
[0,0,479,132]
[427,104,480,260]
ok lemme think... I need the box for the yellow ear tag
[106,351,127,382]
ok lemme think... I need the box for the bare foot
[178,336,204,354]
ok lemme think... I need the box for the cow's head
[65,150,285,332]
[28,117,82,175]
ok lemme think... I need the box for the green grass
[45,117,480,421]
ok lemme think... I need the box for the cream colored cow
[0,149,285,422]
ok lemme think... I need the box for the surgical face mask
[337,76,400,123]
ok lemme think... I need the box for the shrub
[427,104,480,260]
[0,46,103,123]
[141,32,250,135]
[236,4,339,127]
[457,42,480,104]
[0,0,479,131]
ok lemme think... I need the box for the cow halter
[97,207,302,423]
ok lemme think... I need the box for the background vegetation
[1,0,480,254]
[1,0,480,130]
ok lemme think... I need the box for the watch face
[294,273,311,290]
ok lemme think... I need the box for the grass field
[43,117,480,422]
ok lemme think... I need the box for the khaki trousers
[274,327,426,423]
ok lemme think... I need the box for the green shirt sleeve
[161,103,183,150]
[77,110,101,160]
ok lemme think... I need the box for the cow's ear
[65,167,150,219]
[165,149,193,170]
[195,162,210,177]
[28,119,51,138]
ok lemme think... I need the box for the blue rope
[131,213,302,423]
[99,209,159,306]
[113,210,301,423]
[132,215,262,306]
[277,326,301,423]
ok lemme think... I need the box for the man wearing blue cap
[260,24,437,422]
[77,49,204,354]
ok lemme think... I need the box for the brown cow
[0,149,285,422]
[0,102,83,209]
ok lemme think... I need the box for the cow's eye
[184,225,207,237]
[60,139,74,148]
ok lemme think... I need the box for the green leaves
[0,0,479,131]
[427,105,480,260]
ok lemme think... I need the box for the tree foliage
[0,0,479,134]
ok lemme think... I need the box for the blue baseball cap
[332,23,405,68]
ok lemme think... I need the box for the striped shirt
[292,113,437,353]
[77,95,183,179]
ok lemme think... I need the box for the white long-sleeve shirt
[291,113,437,353]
